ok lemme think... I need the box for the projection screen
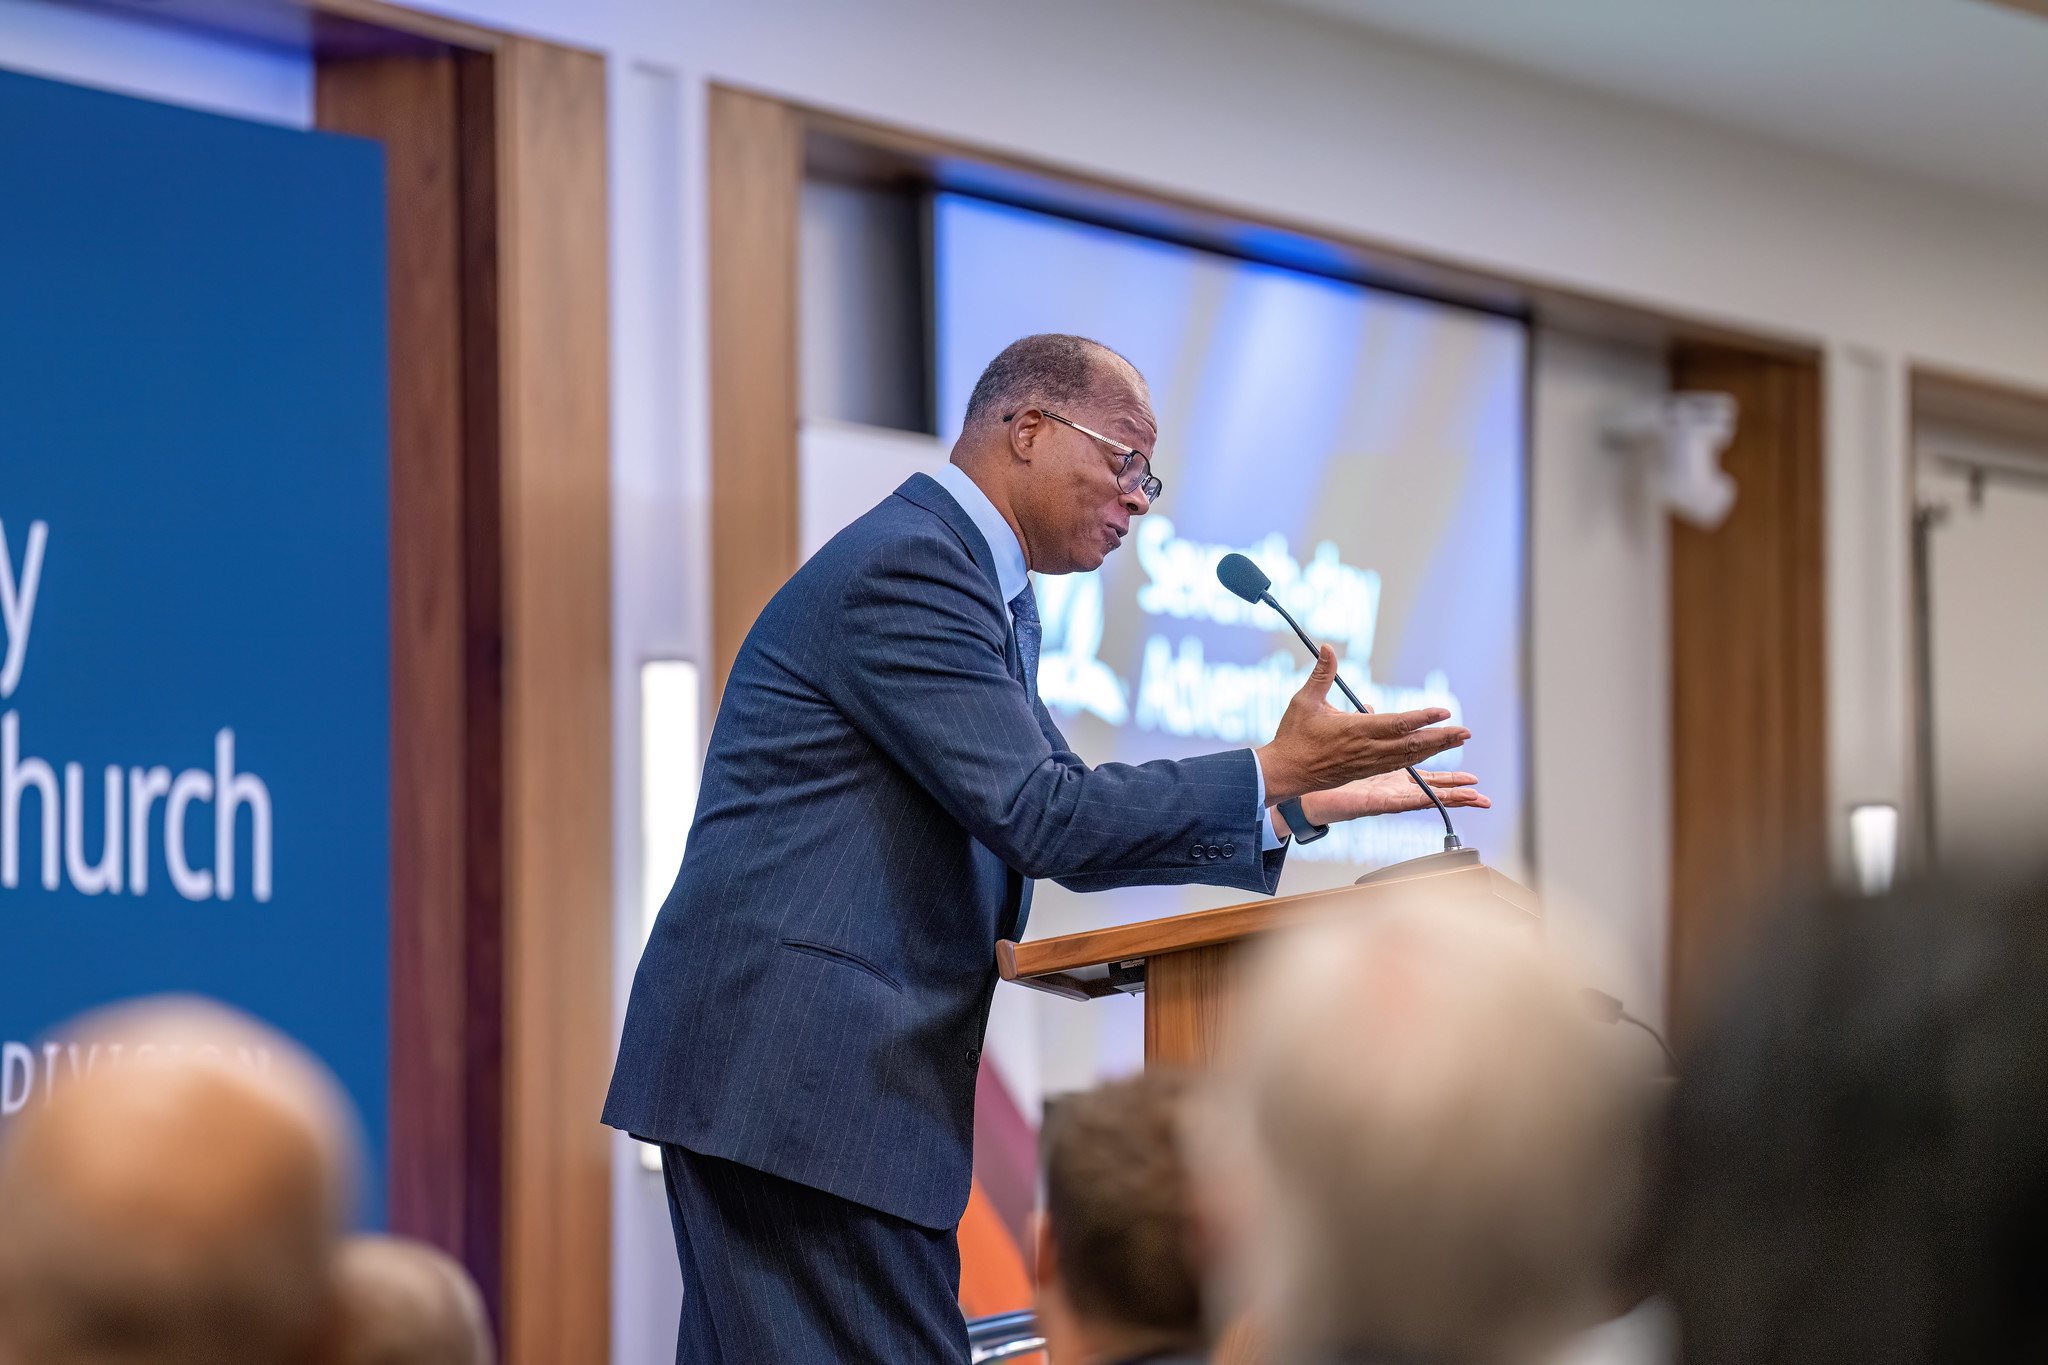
[935,192,1529,946]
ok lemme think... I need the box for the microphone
[1216,552,1461,851]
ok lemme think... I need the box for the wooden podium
[996,848,1541,1067]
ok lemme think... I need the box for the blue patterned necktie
[1009,584,1041,704]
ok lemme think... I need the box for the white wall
[454,0,2048,374]
[607,59,693,1365]
[1529,330,1672,1022]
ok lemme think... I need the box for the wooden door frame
[1666,344,1828,1034]
[317,23,612,1365]
[50,3,617,1358]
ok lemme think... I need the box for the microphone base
[1353,846,1482,886]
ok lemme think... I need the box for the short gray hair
[963,333,1134,428]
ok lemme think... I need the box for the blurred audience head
[334,1235,493,1365]
[1036,1069,1206,1365]
[1191,900,1645,1364]
[0,995,358,1365]
[1659,872,2048,1364]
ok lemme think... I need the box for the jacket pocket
[779,938,903,994]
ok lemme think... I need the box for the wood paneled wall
[316,43,507,1316]
[1668,344,1828,1032]
[708,86,804,696]
[492,37,613,1365]
[317,24,610,1365]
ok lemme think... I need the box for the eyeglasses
[1004,408,1164,502]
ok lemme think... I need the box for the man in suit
[604,334,1489,1363]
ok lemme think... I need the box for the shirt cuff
[1252,750,1287,851]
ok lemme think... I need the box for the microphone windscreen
[1216,553,1271,604]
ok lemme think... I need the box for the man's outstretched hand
[1298,769,1490,825]
[1254,644,1472,805]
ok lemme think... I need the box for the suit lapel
[895,474,1035,936]
[895,473,1026,687]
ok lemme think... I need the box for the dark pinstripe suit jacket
[603,473,1284,1230]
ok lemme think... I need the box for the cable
[1580,987,1678,1075]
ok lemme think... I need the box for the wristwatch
[1276,796,1328,844]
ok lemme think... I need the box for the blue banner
[0,69,390,1220]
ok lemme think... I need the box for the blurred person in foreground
[1189,901,1647,1364]
[0,996,357,1365]
[334,1235,494,1365]
[1658,873,2048,1364]
[1036,1071,1208,1365]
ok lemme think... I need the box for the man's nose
[1122,484,1151,515]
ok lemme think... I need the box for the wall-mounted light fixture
[640,659,702,941]
[1849,803,1900,897]
[638,660,703,1172]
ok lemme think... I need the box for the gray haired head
[963,333,1139,428]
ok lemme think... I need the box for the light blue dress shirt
[933,462,1029,607]
[930,462,1284,851]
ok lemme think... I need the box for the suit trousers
[661,1144,970,1364]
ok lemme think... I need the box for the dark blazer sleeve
[827,532,1283,895]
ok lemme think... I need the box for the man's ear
[1006,408,1048,465]
[1031,1210,1058,1289]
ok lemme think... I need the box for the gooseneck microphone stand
[1215,553,1461,852]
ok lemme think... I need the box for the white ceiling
[1260,0,2048,210]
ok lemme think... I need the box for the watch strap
[1277,796,1329,844]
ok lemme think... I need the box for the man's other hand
[1254,645,1471,805]
[1301,770,1490,825]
